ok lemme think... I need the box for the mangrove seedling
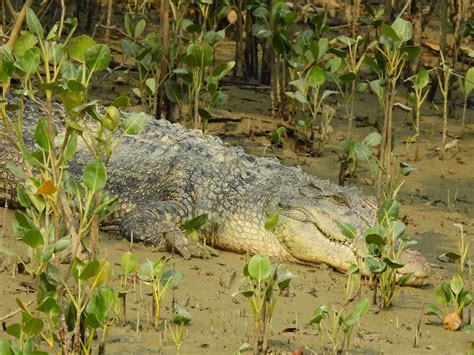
[168,303,192,352]
[459,67,474,129]
[426,224,472,331]
[310,298,370,352]
[238,254,294,354]
[139,257,183,329]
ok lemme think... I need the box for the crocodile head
[271,177,431,286]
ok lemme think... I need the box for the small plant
[408,67,431,161]
[332,34,366,137]
[459,67,474,129]
[139,257,182,329]
[426,224,472,331]
[364,17,420,197]
[285,67,337,150]
[121,15,164,114]
[238,254,294,354]
[426,274,472,331]
[118,250,139,323]
[271,126,286,146]
[338,131,382,186]
[436,55,453,160]
[165,2,235,130]
[310,298,370,353]
[168,303,192,352]
[339,198,416,308]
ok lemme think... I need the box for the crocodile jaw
[275,212,431,287]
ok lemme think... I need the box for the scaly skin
[0,100,431,285]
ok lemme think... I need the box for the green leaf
[37,295,59,313]
[121,39,140,58]
[277,269,294,290]
[339,71,356,83]
[67,79,85,92]
[414,67,429,89]
[34,117,52,151]
[440,251,461,261]
[164,80,181,103]
[310,305,329,324]
[450,274,463,296]
[464,67,474,95]
[307,66,325,88]
[198,108,212,121]
[378,199,399,224]
[272,126,286,145]
[134,19,146,39]
[204,29,226,46]
[13,31,37,58]
[184,214,208,232]
[0,339,14,355]
[435,283,452,305]
[336,221,357,239]
[247,255,272,282]
[391,220,406,240]
[383,257,404,269]
[7,162,26,180]
[144,77,156,95]
[92,260,112,286]
[400,161,417,176]
[22,229,45,248]
[171,304,192,325]
[391,18,413,42]
[264,213,279,230]
[69,35,96,63]
[124,15,132,37]
[121,112,148,135]
[80,259,100,280]
[161,269,183,287]
[16,47,40,76]
[120,251,138,274]
[363,132,382,147]
[381,24,400,42]
[398,272,415,286]
[83,159,107,193]
[23,316,44,336]
[369,79,387,99]
[112,96,130,108]
[354,143,372,161]
[400,46,420,60]
[53,235,71,253]
[6,323,21,338]
[343,298,370,332]
[252,7,269,20]
[365,231,385,247]
[26,8,44,38]
[425,304,443,320]
[338,35,355,46]
[364,256,386,273]
[212,61,235,79]
[0,46,14,82]
[85,44,111,71]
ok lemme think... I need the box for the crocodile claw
[164,232,211,260]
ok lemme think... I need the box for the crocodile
[0,100,431,285]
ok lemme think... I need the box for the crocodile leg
[119,201,210,259]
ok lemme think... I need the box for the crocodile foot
[164,231,211,260]
[120,205,210,260]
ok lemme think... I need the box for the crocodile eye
[331,193,350,206]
